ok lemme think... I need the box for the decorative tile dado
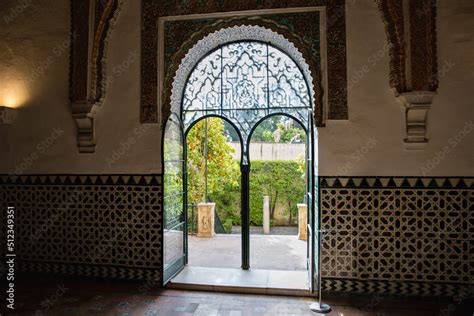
[0,174,163,281]
[319,176,473,286]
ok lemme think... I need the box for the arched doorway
[163,40,318,292]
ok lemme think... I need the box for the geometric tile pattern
[320,176,473,287]
[1,174,472,297]
[0,174,163,281]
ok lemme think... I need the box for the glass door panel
[163,114,186,284]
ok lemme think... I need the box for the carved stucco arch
[171,24,316,115]
[164,21,324,127]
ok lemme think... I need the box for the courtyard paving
[188,233,307,271]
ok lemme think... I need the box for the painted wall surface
[230,142,306,161]
[318,0,474,177]
[0,0,472,176]
[0,0,162,175]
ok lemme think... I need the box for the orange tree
[186,118,240,205]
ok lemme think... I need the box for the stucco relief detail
[374,0,438,149]
[70,0,123,153]
[170,25,315,116]
[141,1,348,125]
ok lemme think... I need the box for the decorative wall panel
[1,174,472,297]
[0,175,163,281]
[141,0,348,125]
[320,176,473,294]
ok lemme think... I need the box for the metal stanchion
[310,229,331,314]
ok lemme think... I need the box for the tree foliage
[251,116,305,143]
[249,161,305,225]
[187,118,240,204]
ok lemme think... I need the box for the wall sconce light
[0,106,17,125]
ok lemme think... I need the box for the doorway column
[241,163,250,270]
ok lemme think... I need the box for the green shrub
[208,160,305,226]
[222,218,233,233]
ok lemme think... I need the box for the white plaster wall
[0,0,162,175]
[317,0,473,176]
[230,142,305,161]
[0,0,472,176]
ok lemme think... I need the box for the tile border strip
[0,174,163,186]
[18,261,161,281]
[320,176,474,189]
[322,278,474,297]
[1,175,472,188]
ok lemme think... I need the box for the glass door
[306,111,316,293]
[163,113,187,285]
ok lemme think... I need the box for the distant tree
[248,116,306,143]
[187,118,240,204]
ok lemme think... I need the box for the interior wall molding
[141,0,347,126]
[374,0,438,149]
[69,0,123,153]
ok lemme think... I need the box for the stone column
[297,204,307,241]
[263,196,270,234]
[197,203,215,238]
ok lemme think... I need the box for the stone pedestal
[197,203,215,238]
[263,196,270,234]
[297,204,307,241]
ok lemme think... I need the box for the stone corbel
[72,102,98,153]
[397,91,435,150]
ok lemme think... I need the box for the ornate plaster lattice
[176,35,313,163]
[141,1,348,125]
[171,26,315,115]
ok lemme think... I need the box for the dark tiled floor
[2,276,473,315]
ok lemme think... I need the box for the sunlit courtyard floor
[188,233,307,271]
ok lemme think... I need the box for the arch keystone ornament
[375,0,438,149]
[70,0,122,153]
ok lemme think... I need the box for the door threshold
[168,266,313,297]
